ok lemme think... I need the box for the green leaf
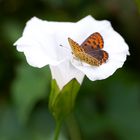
[12,63,51,123]
[135,0,140,13]
[49,79,80,122]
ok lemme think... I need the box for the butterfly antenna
[59,44,71,51]
[59,44,64,47]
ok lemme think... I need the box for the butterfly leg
[79,60,83,66]
[72,57,83,66]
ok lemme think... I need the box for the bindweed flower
[14,15,129,89]
[14,15,130,140]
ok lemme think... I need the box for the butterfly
[68,32,108,66]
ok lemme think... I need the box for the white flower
[14,15,129,89]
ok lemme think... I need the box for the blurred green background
[0,0,140,140]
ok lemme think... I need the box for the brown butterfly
[68,32,108,66]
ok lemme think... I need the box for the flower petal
[14,15,129,87]
[70,15,129,81]
[70,15,112,44]
[14,17,78,67]
[14,36,62,67]
[49,60,84,89]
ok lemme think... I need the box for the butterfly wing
[81,32,108,64]
[86,50,108,64]
[68,32,108,66]
[81,32,104,51]
[68,37,84,56]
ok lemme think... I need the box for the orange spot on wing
[101,51,109,64]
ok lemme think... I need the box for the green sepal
[49,78,80,121]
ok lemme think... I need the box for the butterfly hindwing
[85,50,108,64]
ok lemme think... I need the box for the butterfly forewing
[68,38,84,56]
[81,32,104,51]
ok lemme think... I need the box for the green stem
[66,114,81,140]
[54,120,63,140]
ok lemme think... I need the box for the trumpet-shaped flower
[14,15,129,89]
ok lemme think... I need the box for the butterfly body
[68,32,108,66]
